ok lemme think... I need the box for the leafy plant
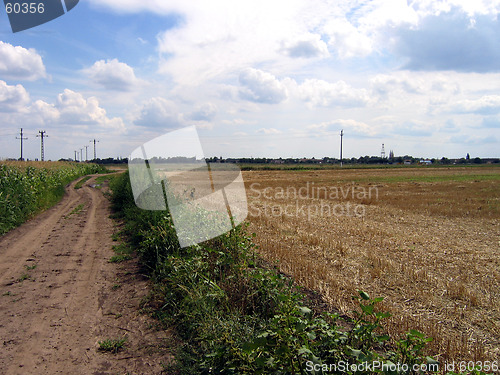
[98,337,127,353]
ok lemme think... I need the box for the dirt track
[0,175,173,374]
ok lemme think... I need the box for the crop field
[0,161,105,235]
[243,165,500,362]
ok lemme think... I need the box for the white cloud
[84,59,143,91]
[188,103,217,121]
[281,33,329,58]
[307,119,376,136]
[452,95,500,114]
[54,89,124,130]
[0,80,30,112]
[30,100,60,123]
[299,79,369,108]
[133,97,183,128]
[324,18,374,58]
[256,128,282,135]
[392,6,500,72]
[239,68,288,104]
[0,41,46,81]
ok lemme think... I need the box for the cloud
[30,100,60,123]
[392,7,500,72]
[0,41,46,81]
[307,119,376,136]
[452,95,500,115]
[393,121,433,136]
[256,128,282,135]
[281,34,329,58]
[0,80,30,112]
[323,18,373,58]
[133,97,183,128]
[188,103,217,121]
[299,79,369,108]
[54,89,124,130]
[84,59,143,91]
[239,68,288,104]
[481,116,500,128]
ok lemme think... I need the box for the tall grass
[106,172,485,375]
[0,161,105,235]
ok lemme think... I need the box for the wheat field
[243,166,500,362]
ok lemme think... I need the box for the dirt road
[0,175,173,374]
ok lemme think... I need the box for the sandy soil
[0,175,174,374]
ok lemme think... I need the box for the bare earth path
[0,175,173,374]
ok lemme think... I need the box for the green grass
[17,273,30,282]
[97,337,127,353]
[109,254,132,263]
[65,203,85,219]
[108,242,133,263]
[74,175,92,189]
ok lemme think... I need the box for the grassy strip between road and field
[0,161,107,235]
[107,171,497,375]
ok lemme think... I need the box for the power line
[90,139,99,160]
[16,128,28,161]
[340,129,344,167]
[36,130,48,161]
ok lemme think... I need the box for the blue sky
[0,0,499,161]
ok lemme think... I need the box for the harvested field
[243,166,500,362]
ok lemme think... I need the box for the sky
[0,0,499,161]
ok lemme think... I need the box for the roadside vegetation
[109,171,494,374]
[0,161,106,235]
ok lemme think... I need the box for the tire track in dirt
[0,174,174,374]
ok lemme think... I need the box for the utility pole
[90,139,99,160]
[16,128,28,161]
[36,130,48,161]
[339,129,344,167]
[84,145,89,162]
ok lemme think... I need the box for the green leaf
[299,306,312,316]
[358,290,370,300]
[409,329,425,338]
[361,303,374,315]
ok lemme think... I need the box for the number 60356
[5,2,45,14]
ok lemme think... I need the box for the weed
[74,175,92,189]
[18,273,30,282]
[109,254,132,263]
[97,337,127,353]
[65,204,84,219]
[25,264,37,271]
[111,283,121,290]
